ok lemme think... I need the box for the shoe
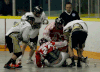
[10,64,22,68]
[14,64,22,68]
[81,57,88,63]
[17,60,22,65]
[26,59,33,64]
[4,64,11,69]
[68,62,76,67]
[62,61,68,67]
[4,64,15,69]
[77,62,82,67]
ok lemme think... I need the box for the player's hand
[17,33,23,41]
[28,42,35,50]
[43,19,49,24]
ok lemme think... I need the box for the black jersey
[60,10,80,26]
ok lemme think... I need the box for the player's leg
[67,44,87,64]
[21,43,27,55]
[53,51,69,67]
[71,55,88,63]
[4,36,16,69]
[4,53,20,69]
[4,35,22,69]
[18,42,27,65]
[26,35,38,64]
[80,45,88,63]
[44,49,69,67]
[77,45,87,67]
[77,47,82,67]
[26,49,35,64]
[77,31,88,67]
[60,46,69,67]
[68,33,78,67]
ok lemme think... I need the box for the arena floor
[0,51,100,72]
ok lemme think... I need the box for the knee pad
[14,52,22,58]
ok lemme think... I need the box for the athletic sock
[78,57,81,63]
[12,60,16,64]
[71,56,75,63]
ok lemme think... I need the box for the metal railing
[12,0,100,18]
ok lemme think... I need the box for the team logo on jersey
[72,13,76,17]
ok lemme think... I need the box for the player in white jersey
[18,6,49,65]
[4,15,35,69]
[64,20,88,67]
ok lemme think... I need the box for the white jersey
[21,12,47,39]
[64,20,88,33]
[21,11,47,24]
[6,21,33,43]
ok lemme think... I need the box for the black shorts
[30,35,38,45]
[6,34,21,53]
[45,49,60,63]
[71,30,87,48]
[5,36,13,53]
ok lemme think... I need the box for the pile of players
[4,6,88,69]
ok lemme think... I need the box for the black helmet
[55,18,64,25]
[39,38,48,46]
[34,6,43,14]
[26,16,35,22]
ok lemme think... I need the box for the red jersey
[35,40,68,67]
[35,41,57,67]
[43,22,64,41]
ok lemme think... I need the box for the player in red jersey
[43,18,69,66]
[43,17,65,42]
[34,38,68,68]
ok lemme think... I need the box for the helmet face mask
[56,23,64,29]
[34,6,43,17]
[39,38,48,46]
[26,16,35,26]
[55,18,64,29]
[34,12,41,17]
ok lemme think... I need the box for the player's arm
[21,12,33,21]
[64,22,74,33]
[43,23,55,41]
[42,12,49,24]
[43,19,49,24]
[21,26,31,43]
[21,27,34,48]
[22,27,38,50]
[50,40,67,48]
[21,14,26,21]
[43,29,51,41]
[54,40,67,48]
